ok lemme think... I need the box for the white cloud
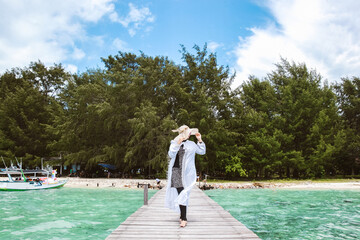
[110,3,155,37]
[233,0,360,88]
[112,38,132,52]
[65,64,78,74]
[72,47,86,60]
[0,0,118,72]
[208,41,223,52]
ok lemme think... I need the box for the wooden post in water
[144,184,148,205]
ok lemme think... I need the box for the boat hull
[0,180,68,191]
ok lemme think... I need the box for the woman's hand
[195,133,203,143]
[177,136,185,145]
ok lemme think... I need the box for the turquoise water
[0,188,156,240]
[206,189,360,240]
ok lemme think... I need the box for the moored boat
[0,167,68,191]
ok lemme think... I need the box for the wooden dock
[106,186,260,239]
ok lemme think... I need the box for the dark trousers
[176,187,187,221]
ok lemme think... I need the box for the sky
[0,0,360,88]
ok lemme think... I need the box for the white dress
[165,140,206,212]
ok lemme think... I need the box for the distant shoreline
[59,177,162,189]
[204,180,360,190]
[2,177,359,190]
[59,177,360,190]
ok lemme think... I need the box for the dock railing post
[144,184,148,205]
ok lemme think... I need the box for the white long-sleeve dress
[165,140,206,212]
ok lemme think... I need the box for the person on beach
[155,178,162,189]
[165,125,206,227]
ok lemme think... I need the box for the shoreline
[59,177,163,189]
[59,177,360,190]
[2,177,359,190]
[203,180,360,190]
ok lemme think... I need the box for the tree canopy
[0,46,359,179]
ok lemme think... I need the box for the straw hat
[172,125,198,142]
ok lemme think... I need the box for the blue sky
[73,0,273,72]
[1,0,360,88]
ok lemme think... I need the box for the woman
[165,125,206,227]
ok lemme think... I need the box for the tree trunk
[293,168,299,178]
[286,166,290,178]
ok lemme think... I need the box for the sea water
[206,189,360,240]
[0,187,156,240]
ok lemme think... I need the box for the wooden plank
[106,186,260,240]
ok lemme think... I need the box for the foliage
[0,62,69,167]
[0,48,359,178]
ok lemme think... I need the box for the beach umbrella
[98,163,116,170]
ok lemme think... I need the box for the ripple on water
[3,215,25,221]
[205,189,360,240]
[12,220,76,235]
[0,188,156,240]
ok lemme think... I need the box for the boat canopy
[0,168,49,175]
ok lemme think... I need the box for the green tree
[52,70,113,171]
[0,62,68,166]
[238,59,339,178]
[126,101,176,175]
[335,77,360,175]
[177,44,238,177]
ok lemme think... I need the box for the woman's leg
[176,187,187,221]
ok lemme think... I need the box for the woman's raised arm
[195,133,206,155]
[168,140,181,159]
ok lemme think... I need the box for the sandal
[180,220,187,227]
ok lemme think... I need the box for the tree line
[1,45,359,179]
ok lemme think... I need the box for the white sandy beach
[59,177,164,189]
[206,181,360,190]
[2,177,359,190]
[58,177,360,190]
[271,181,360,190]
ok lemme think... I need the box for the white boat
[0,167,68,191]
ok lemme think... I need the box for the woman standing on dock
[165,125,206,227]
